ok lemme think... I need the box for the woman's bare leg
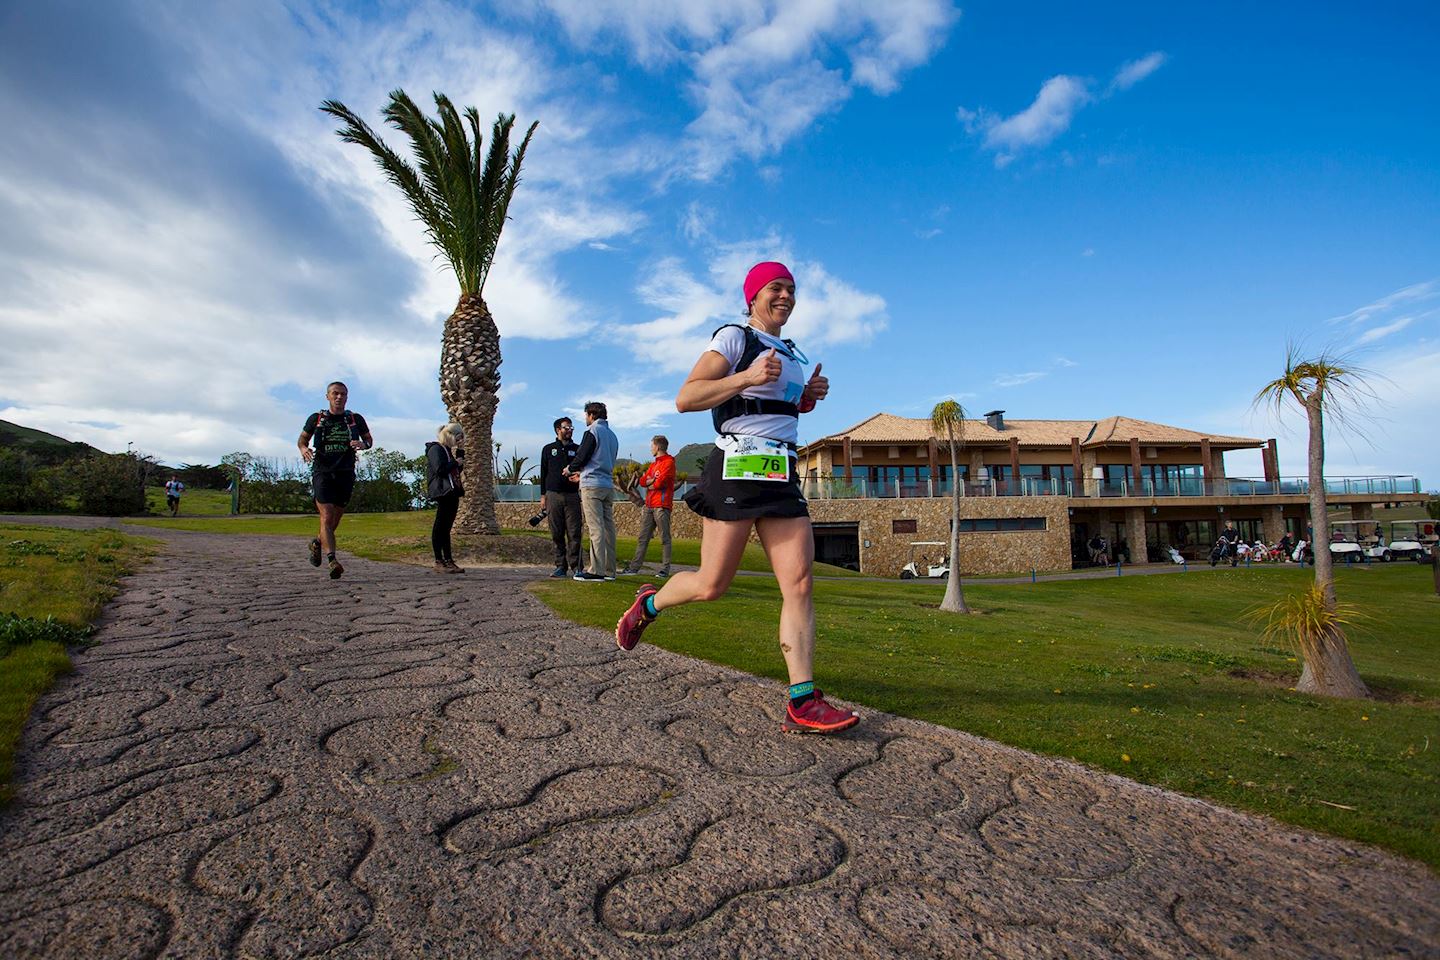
[650,517,751,611]
[754,515,815,685]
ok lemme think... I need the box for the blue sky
[1,1,1436,485]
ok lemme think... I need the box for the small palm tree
[321,91,537,535]
[1253,348,1371,698]
[931,399,970,614]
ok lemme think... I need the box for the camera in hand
[527,507,549,527]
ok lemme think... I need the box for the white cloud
[531,0,958,179]
[618,238,888,374]
[680,201,715,242]
[1109,51,1167,93]
[1355,316,1415,345]
[995,372,1047,387]
[1327,280,1436,326]
[958,51,1165,166]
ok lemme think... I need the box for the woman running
[613,261,860,735]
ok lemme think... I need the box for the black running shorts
[682,443,809,521]
[312,470,355,507]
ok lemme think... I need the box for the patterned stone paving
[1,523,1437,958]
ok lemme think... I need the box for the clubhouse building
[791,410,1428,576]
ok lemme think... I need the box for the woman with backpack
[611,261,859,735]
[425,423,466,574]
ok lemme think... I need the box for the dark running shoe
[550,567,568,578]
[573,572,605,582]
[329,559,344,580]
[309,538,322,567]
[444,560,466,574]
[615,584,658,652]
[783,690,860,735]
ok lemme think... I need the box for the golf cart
[1328,521,1392,563]
[1389,521,1437,563]
[900,542,950,580]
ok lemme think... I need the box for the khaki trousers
[580,488,617,577]
[626,506,672,573]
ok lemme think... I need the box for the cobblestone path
[1,526,1437,958]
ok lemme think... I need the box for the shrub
[0,449,65,512]
[72,453,148,515]
[0,613,91,658]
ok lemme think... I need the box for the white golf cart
[1328,521,1392,563]
[900,541,950,580]
[1389,521,1437,563]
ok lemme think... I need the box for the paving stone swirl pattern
[2,524,1437,958]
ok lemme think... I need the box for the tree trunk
[1297,396,1370,698]
[439,293,502,535]
[1306,399,1335,607]
[1295,623,1370,699]
[939,429,969,614]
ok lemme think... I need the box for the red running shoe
[783,690,860,735]
[615,584,658,652]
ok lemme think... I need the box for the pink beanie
[744,261,794,306]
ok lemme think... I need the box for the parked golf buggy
[900,542,950,580]
[1327,520,1434,564]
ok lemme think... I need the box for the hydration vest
[312,410,360,450]
[709,324,802,435]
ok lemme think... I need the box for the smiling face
[326,383,348,413]
[555,419,573,442]
[748,278,796,333]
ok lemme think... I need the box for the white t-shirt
[707,325,807,446]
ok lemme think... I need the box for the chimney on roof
[984,409,1005,431]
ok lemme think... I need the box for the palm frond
[323,91,537,298]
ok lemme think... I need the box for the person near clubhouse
[621,434,676,578]
[566,402,619,581]
[425,422,466,574]
[298,381,372,579]
[164,475,185,516]
[540,417,583,579]
[613,261,859,735]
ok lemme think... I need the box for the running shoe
[329,559,344,580]
[615,584,657,651]
[550,567,568,579]
[782,690,860,735]
[308,538,322,567]
[444,560,466,574]
[573,572,605,582]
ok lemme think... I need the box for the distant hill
[0,419,100,463]
[672,442,711,477]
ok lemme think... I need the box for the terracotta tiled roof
[804,413,1262,450]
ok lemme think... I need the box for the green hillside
[0,420,99,463]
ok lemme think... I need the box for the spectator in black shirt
[540,417,583,578]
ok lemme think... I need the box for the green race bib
[721,436,791,482]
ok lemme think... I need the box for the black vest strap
[709,324,801,434]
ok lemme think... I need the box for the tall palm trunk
[1298,397,1368,697]
[440,293,501,535]
[939,426,969,613]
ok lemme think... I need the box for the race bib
[721,436,791,482]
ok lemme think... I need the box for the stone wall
[497,494,1071,576]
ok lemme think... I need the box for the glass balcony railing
[791,475,1421,501]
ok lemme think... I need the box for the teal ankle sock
[642,593,659,618]
[789,680,815,707]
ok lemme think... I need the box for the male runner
[163,476,185,516]
[298,381,372,579]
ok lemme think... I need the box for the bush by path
[0,525,154,802]
[534,563,1440,869]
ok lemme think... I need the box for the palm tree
[321,91,537,535]
[931,399,970,614]
[1253,348,1371,698]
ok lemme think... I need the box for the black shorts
[313,470,355,507]
[682,444,809,522]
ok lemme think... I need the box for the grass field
[534,563,1440,868]
[0,524,154,802]
[127,510,863,576]
[144,486,233,516]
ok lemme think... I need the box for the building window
[892,519,918,534]
[950,517,1047,532]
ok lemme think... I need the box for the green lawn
[0,524,154,802]
[127,510,862,576]
[534,563,1440,869]
[144,486,233,516]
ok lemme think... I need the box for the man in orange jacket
[621,435,676,578]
